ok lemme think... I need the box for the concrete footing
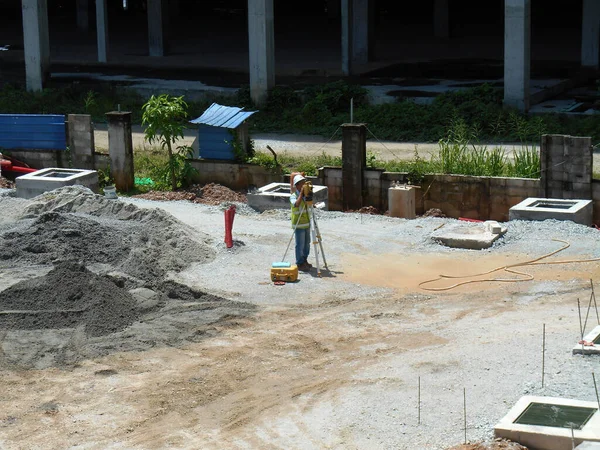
[247,182,328,212]
[15,168,99,199]
[572,325,600,355]
[509,198,593,226]
[495,395,600,450]
[432,220,507,250]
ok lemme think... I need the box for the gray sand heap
[0,186,255,369]
[0,262,141,337]
[0,186,216,281]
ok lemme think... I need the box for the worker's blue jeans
[295,228,311,266]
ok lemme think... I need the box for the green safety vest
[291,195,310,229]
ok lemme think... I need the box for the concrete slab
[509,198,593,226]
[15,168,99,199]
[247,182,328,212]
[577,442,600,449]
[495,395,600,450]
[573,325,600,356]
[432,220,507,250]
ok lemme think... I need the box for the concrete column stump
[106,112,134,192]
[388,185,416,219]
[68,114,95,170]
[341,123,366,211]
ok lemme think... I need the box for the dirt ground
[1,186,600,449]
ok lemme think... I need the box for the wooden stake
[571,426,575,450]
[463,388,467,444]
[418,376,421,425]
[593,372,600,410]
[542,323,546,388]
[578,298,585,353]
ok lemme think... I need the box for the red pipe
[224,205,236,248]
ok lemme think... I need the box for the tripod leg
[311,212,328,270]
[309,209,321,276]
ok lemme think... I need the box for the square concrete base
[432,221,507,250]
[16,168,99,199]
[509,198,593,226]
[577,442,600,450]
[573,325,600,356]
[247,182,329,212]
[495,396,600,450]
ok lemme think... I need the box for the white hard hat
[293,174,306,186]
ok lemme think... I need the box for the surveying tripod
[283,188,329,277]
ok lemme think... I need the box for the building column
[342,0,369,75]
[504,0,531,112]
[106,111,134,192]
[433,0,449,38]
[341,123,366,211]
[248,0,275,106]
[582,0,600,68]
[76,0,89,31]
[22,0,50,92]
[96,0,109,62]
[147,0,169,57]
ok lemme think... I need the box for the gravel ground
[1,186,600,449]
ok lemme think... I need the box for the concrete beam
[504,0,531,112]
[147,0,169,57]
[96,0,109,62]
[21,0,50,92]
[582,0,600,68]
[76,0,89,31]
[248,0,275,107]
[434,0,449,38]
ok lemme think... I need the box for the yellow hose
[419,239,600,291]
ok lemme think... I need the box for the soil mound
[0,262,140,337]
[0,186,215,281]
[132,183,247,205]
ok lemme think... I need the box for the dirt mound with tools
[0,176,14,189]
[132,183,247,205]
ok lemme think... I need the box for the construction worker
[290,174,312,272]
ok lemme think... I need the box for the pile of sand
[0,186,216,281]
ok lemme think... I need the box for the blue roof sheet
[190,103,257,129]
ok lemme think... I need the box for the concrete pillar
[504,0,531,112]
[106,112,134,192]
[582,0,600,68]
[342,0,370,75]
[96,0,109,62]
[248,0,275,106]
[22,0,50,92]
[76,0,89,31]
[68,114,96,170]
[147,0,169,57]
[433,0,449,38]
[341,123,366,211]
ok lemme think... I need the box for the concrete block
[16,168,99,199]
[388,185,416,219]
[509,197,593,226]
[495,395,600,450]
[247,182,328,212]
[432,221,507,250]
[572,325,600,355]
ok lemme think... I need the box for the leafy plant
[141,94,189,190]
